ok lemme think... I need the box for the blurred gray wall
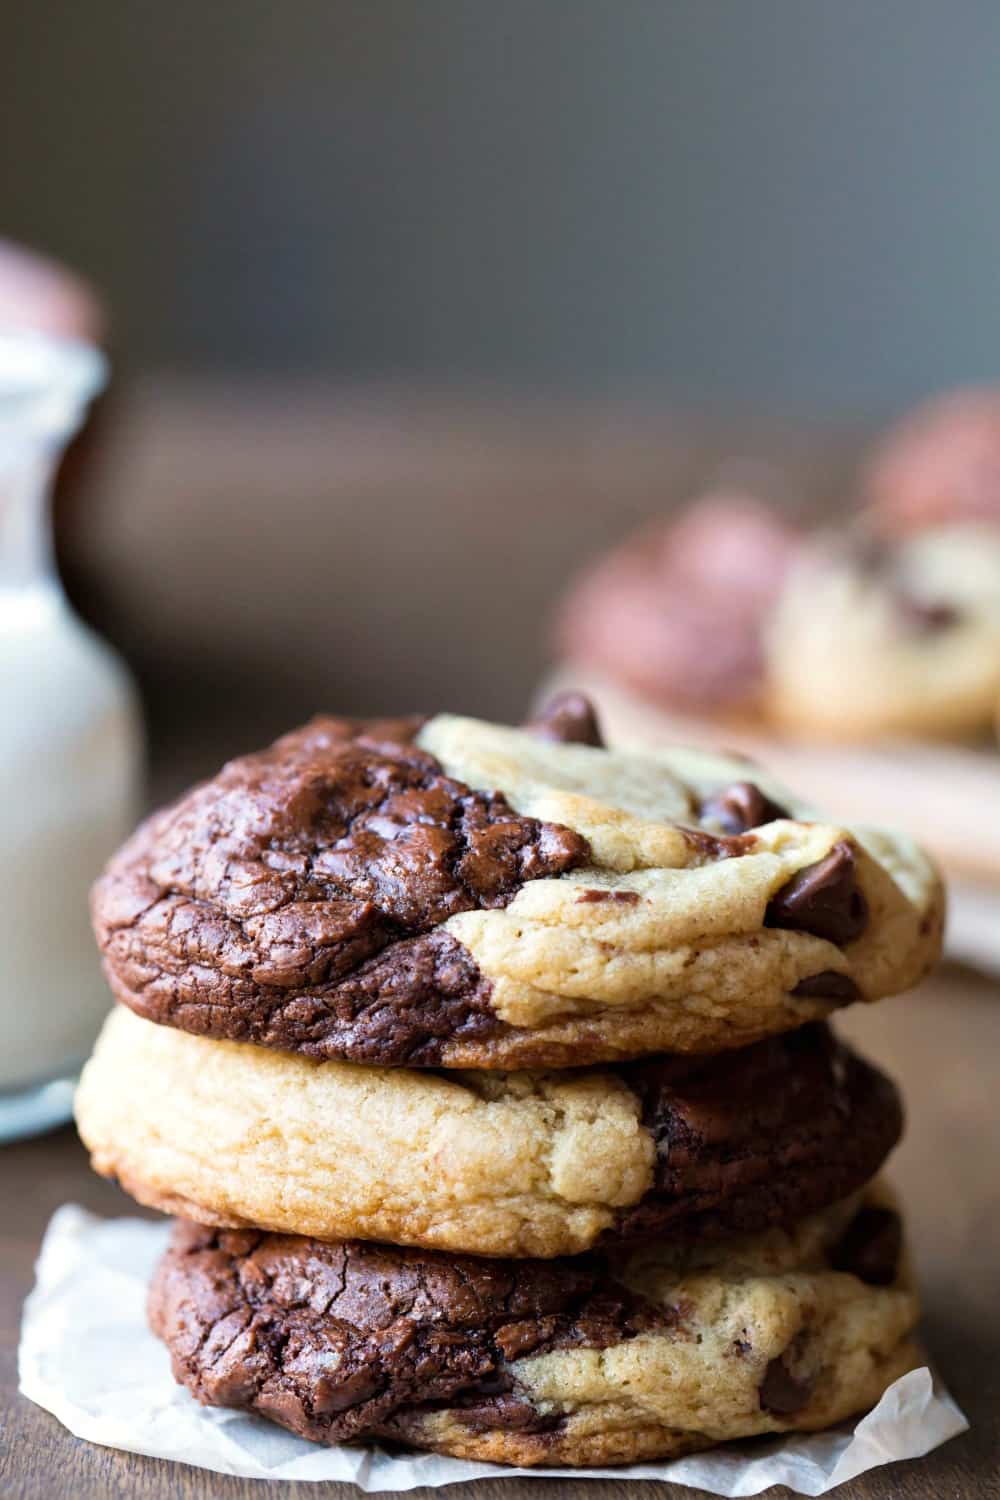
[4,0,1000,411]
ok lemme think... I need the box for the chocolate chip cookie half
[77,1008,902,1258]
[91,699,943,1069]
[148,1184,919,1467]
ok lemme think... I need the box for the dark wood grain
[0,971,993,1500]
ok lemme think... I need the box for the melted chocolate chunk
[681,827,758,861]
[896,594,961,633]
[830,1206,902,1287]
[759,1349,814,1416]
[699,781,789,834]
[94,716,589,1065]
[451,1392,561,1434]
[840,536,961,633]
[576,888,641,905]
[149,1224,669,1449]
[525,692,605,747]
[765,841,868,945]
[791,971,861,1005]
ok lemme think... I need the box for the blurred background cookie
[554,489,804,719]
[864,387,1000,534]
[766,527,1000,742]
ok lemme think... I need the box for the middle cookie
[77,1007,902,1259]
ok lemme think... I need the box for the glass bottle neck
[0,330,107,617]
[0,439,60,600]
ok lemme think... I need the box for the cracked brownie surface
[92,699,943,1068]
[148,1185,919,1466]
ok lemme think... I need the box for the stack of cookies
[75,695,944,1468]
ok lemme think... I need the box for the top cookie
[93,698,943,1069]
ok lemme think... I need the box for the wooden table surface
[1,968,997,1500]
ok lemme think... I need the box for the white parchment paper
[19,1206,968,1493]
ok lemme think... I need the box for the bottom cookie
[149,1184,919,1468]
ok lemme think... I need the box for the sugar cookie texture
[77,1007,902,1258]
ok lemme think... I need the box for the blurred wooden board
[64,378,861,742]
[544,667,1000,973]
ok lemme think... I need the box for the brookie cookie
[553,493,804,716]
[864,386,1000,533]
[148,1185,919,1467]
[76,1010,902,1258]
[766,528,1000,741]
[91,703,943,1068]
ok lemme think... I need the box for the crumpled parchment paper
[19,1205,968,1493]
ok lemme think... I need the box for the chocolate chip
[313,1366,382,1415]
[830,1206,902,1286]
[525,692,604,747]
[495,1318,559,1360]
[576,888,640,905]
[895,593,960,634]
[791,971,861,1005]
[453,1392,558,1433]
[765,841,868,945]
[759,1349,814,1415]
[682,827,757,861]
[699,781,789,834]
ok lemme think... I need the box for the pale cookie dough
[417,716,942,1059]
[76,1006,902,1259]
[93,708,944,1069]
[149,1185,920,1467]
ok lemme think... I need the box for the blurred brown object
[553,397,1000,749]
[865,387,1000,533]
[553,488,804,716]
[63,377,856,801]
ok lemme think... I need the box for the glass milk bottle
[0,332,142,1139]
